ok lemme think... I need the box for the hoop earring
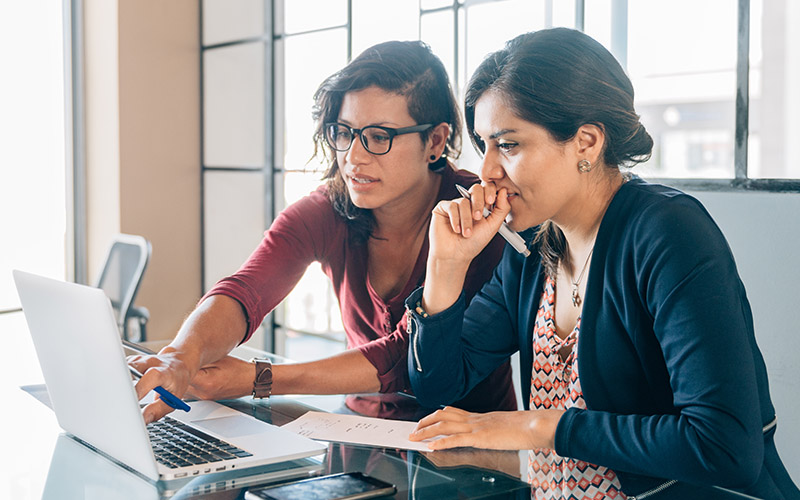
[577,159,592,173]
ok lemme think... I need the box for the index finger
[131,363,165,401]
[478,182,498,207]
[412,406,467,434]
[132,367,179,423]
[127,353,164,376]
[141,399,175,424]
[466,184,490,221]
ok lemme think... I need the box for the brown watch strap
[251,358,273,399]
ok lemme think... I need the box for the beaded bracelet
[414,300,429,318]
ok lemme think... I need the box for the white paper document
[282,411,434,452]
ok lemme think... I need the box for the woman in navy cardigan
[407,28,798,499]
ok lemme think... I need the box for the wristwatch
[250,358,273,399]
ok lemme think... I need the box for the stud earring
[577,159,592,173]
[429,155,437,161]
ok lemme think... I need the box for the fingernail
[463,228,471,237]
[474,210,482,220]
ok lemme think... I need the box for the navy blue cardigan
[407,178,798,498]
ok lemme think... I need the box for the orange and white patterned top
[527,276,627,500]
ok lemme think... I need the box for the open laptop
[13,270,327,482]
[42,433,324,500]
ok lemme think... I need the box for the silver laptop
[42,433,324,500]
[13,270,327,482]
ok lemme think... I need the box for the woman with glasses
[129,40,516,425]
[406,29,799,499]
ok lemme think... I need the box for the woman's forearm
[163,294,249,374]
[421,258,470,315]
[273,349,380,395]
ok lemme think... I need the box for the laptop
[42,434,324,500]
[13,270,327,482]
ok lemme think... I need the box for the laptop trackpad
[192,415,272,438]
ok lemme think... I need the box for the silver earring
[577,159,592,173]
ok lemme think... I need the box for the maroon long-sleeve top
[205,166,516,412]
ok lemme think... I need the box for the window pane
[280,170,326,207]
[283,328,346,363]
[279,171,343,342]
[421,11,456,88]
[283,30,348,173]
[461,0,545,86]
[283,263,344,334]
[551,0,576,29]
[421,0,452,9]
[583,0,612,54]
[457,0,545,175]
[0,1,66,309]
[203,171,266,291]
[203,42,265,168]
[284,0,347,34]
[749,0,800,179]
[352,0,419,57]
[202,0,265,46]
[748,0,763,178]
[628,0,737,178]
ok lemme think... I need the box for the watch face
[256,365,272,383]
[253,360,273,399]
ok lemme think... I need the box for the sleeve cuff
[358,337,411,393]
[404,286,466,375]
[201,278,261,343]
[403,287,466,324]
[554,407,582,457]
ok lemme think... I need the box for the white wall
[689,189,800,482]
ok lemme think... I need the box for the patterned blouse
[527,276,627,500]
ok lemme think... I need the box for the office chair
[95,234,152,342]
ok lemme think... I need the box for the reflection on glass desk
[27,389,529,500]
[1,317,529,500]
[2,313,766,500]
[42,433,324,500]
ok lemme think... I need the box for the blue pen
[129,366,191,412]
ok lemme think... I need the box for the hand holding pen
[455,184,531,257]
[422,183,526,316]
[129,365,191,412]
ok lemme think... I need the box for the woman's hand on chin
[428,185,511,266]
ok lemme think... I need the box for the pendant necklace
[570,245,595,307]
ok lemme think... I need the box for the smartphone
[244,472,396,500]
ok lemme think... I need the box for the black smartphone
[244,472,396,500]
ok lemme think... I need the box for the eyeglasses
[324,122,433,155]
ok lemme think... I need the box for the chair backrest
[94,234,151,336]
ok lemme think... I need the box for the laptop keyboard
[147,416,253,469]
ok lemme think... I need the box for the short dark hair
[464,28,653,276]
[312,40,462,243]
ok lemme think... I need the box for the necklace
[570,246,595,307]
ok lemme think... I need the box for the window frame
[199,1,278,348]
[195,0,800,351]
[648,0,800,193]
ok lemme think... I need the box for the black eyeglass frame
[324,122,434,155]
